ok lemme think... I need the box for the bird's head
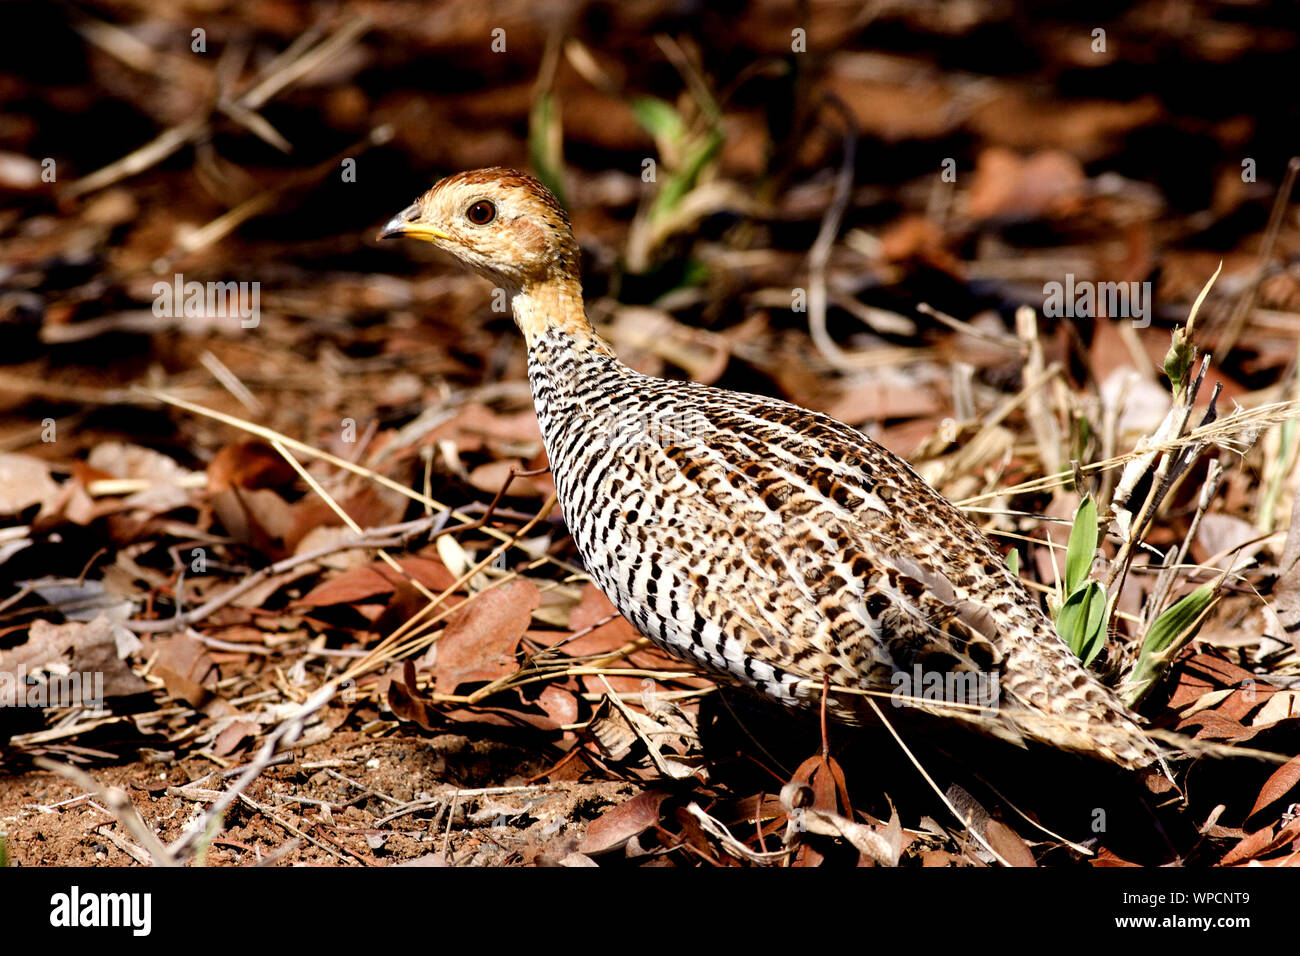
[379,168,580,295]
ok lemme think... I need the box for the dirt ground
[1,729,646,867]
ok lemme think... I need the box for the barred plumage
[381,167,1161,769]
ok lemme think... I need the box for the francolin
[380,167,1161,769]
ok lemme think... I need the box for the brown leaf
[579,791,668,856]
[1246,819,1300,863]
[540,584,639,656]
[943,783,1034,865]
[0,616,150,705]
[370,579,434,637]
[210,487,296,559]
[207,441,297,493]
[876,215,963,276]
[432,579,540,694]
[1092,848,1142,867]
[1219,825,1277,866]
[535,684,578,727]
[211,719,259,757]
[150,631,216,686]
[427,402,543,456]
[153,665,211,709]
[436,700,565,732]
[819,73,959,142]
[296,557,457,608]
[922,850,959,867]
[146,631,218,708]
[386,662,440,731]
[821,376,944,427]
[467,459,553,498]
[967,147,1086,222]
[1167,652,1275,720]
[793,753,854,818]
[0,453,59,516]
[1246,755,1300,824]
[986,820,1037,868]
[81,441,196,513]
[969,93,1161,157]
[1177,710,1253,742]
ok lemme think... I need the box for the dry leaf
[1246,755,1300,824]
[296,557,458,607]
[967,147,1086,221]
[0,453,59,515]
[579,791,668,856]
[432,579,540,694]
[0,615,150,705]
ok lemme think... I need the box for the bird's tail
[998,634,1164,769]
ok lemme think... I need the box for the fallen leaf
[1220,825,1278,866]
[1246,755,1300,825]
[0,615,150,705]
[208,441,298,493]
[211,719,259,757]
[296,557,458,608]
[83,441,197,512]
[545,584,639,655]
[579,791,668,856]
[535,684,579,727]
[986,820,1037,868]
[467,459,552,498]
[427,403,543,456]
[1092,848,1142,867]
[432,579,540,694]
[967,147,1086,222]
[153,665,211,709]
[0,453,59,515]
[1252,690,1300,727]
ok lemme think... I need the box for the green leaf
[630,96,686,147]
[1005,547,1020,576]
[679,257,710,289]
[528,92,566,207]
[1057,580,1107,665]
[1129,584,1217,700]
[649,128,723,221]
[1069,413,1094,467]
[1064,495,1098,596]
[1163,262,1218,396]
[0,832,7,868]
[1163,326,1195,396]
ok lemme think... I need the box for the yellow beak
[378,204,452,242]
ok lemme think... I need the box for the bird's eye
[466,200,496,225]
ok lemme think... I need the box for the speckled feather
[383,168,1161,768]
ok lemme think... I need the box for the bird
[379,167,1162,769]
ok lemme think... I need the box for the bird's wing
[638,386,1017,690]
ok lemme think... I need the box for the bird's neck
[516,278,631,461]
[510,277,614,357]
